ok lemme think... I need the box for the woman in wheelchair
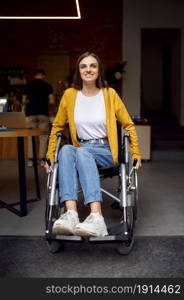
[45,52,141,238]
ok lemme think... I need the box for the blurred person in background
[22,69,55,167]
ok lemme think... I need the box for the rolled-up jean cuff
[84,189,102,205]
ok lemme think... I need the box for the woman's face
[79,56,99,85]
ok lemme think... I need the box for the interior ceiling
[0,0,122,71]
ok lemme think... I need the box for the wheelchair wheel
[116,206,135,255]
[133,171,138,221]
[45,169,64,233]
[116,236,135,255]
[45,204,60,231]
[45,203,64,253]
[126,160,138,223]
[45,177,64,254]
[131,169,138,221]
[46,239,62,253]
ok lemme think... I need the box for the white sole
[52,225,74,235]
[74,228,108,237]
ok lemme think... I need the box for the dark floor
[0,159,184,236]
[1,236,184,278]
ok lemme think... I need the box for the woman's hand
[44,161,53,173]
[134,159,142,170]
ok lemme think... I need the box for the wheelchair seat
[98,164,119,177]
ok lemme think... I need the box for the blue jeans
[58,140,114,205]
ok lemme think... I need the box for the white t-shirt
[74,90,107,140]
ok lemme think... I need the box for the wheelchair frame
[45,127,138,255]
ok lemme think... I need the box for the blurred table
[0,129,48,217]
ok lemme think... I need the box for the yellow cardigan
[46,87,141,164]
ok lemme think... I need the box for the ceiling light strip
[75,0,81,19]
[0,0,81,19]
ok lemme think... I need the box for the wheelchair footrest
[89,222,132,243]
[89,233,130,243]
[45,233,84,242]
[108,222,130,236]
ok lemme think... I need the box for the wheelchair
[45,124,138,255]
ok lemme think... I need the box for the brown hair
[72,52,108,90]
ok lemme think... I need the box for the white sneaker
[52,210,79,235]
[74,213,108,237]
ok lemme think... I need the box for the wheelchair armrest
[53,131,68,163]
[56,131,68,141]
